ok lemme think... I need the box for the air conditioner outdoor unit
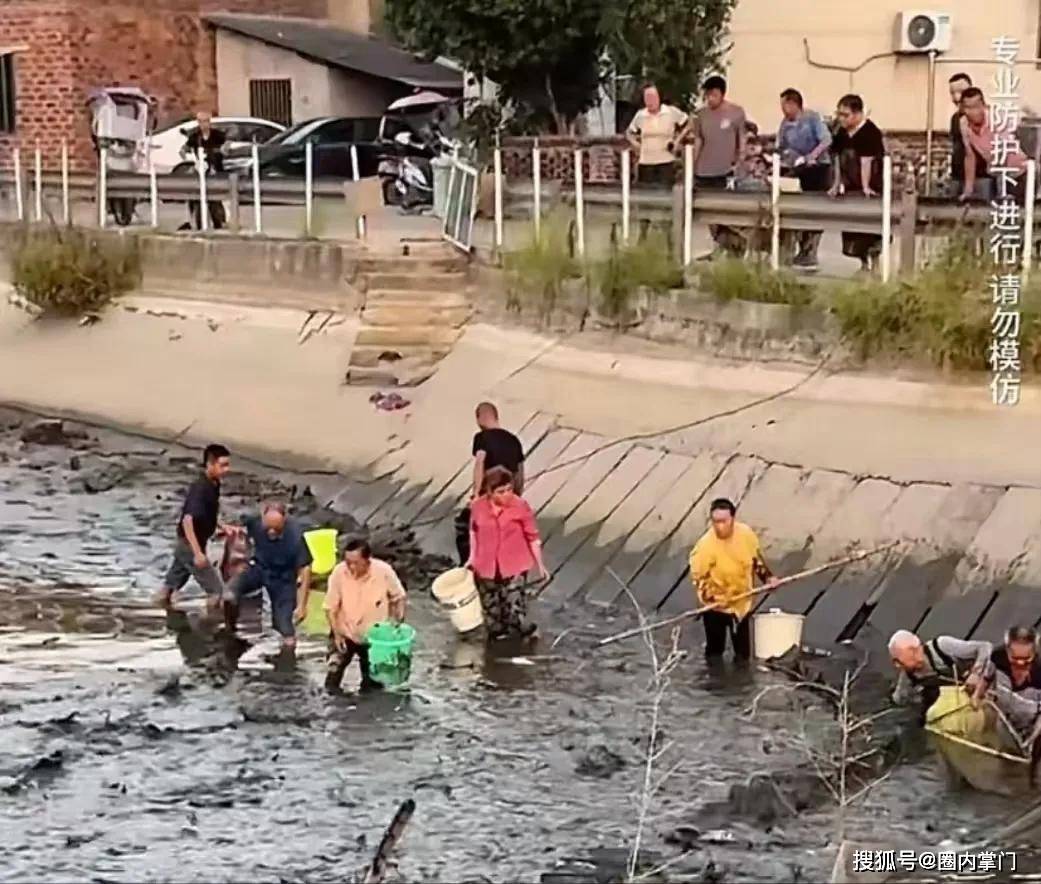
[894,11,952,53]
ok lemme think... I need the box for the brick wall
[0,0,326,171]
[502,131,955,191]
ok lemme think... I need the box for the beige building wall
[327,0,385,34]
[329,70,400,116]
[727,0,1041,132]
[216,31,333,123]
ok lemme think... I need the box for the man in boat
[889,630,992,717]
[984,626,1041,743]
[990,626,1041,692]
[688,498,779,661]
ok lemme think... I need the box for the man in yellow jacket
[689,497,778,661]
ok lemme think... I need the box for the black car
[222,116,384,178]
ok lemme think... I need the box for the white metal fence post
[621,148,631,245]
[148,138,159,229]
[61,140,70,225]
[13,148,23,221]
[33,143,42,222]
[196,148,208,232]
[493,146,504,252]
[881,156,893,283]
[350,144,365,239]
[682,143,694,266]
[1023,160,1037,285]
[532,141,541,240]
[574,148,585,259]
[304,140,314,237]
[98,147,107,228]
[770,153,781,271]
[252,142,262,235]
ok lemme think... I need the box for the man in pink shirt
[324,538,407,692]
[959,87,1027,202]
[468,466,548,640]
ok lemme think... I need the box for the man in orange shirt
[324,538,407,692]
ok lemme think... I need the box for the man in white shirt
[626,83,688,188]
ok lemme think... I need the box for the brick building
[0,0,328,170]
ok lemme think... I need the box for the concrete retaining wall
[325,409,1041,656]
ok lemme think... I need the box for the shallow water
[0,414,1036,883]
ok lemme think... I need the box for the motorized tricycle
[87,86,157,227]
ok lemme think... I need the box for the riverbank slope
[3,293,1039,652]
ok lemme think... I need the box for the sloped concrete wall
[333,410,1041,649]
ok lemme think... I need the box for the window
[0,53,15,134]
[313,120,354,145]
[249,79,292,128]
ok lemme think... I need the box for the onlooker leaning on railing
[829,94,886,274]
[777,87,832,271]
[626,83,689,188]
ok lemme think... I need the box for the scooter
[379,130,456,210]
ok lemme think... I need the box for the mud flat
[0,410,1039,882]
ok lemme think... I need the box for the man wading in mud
[689,498,779,661]
[223,501,313,653]
[156,443,233,612]
[455,402,525,565]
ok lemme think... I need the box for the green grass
[593,229,683,320]
[826,238,1041,370]
[10,225,141,318]
[694,257,813,307]
[503,212,582,321]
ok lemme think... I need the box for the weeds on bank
[9,225,141,318]
[594,230,682,321]
[695,257,813,307]
[505,217,682,324]
[828,237,1041,370]
[503,211,581,321]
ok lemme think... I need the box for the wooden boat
[924,686,1034,796]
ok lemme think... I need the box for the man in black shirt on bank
[454,402,525,564]
[183,111,227,231]
[948,73,972,193]
[156,443,233,612]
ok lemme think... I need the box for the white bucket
[753,608,805,660]
[431,568,484,634]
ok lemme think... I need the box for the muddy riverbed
[0,410,1036,883]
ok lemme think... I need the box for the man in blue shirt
[223,501,313,651]
[777,88,832,271]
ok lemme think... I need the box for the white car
[148,116,285,174]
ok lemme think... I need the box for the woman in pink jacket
[468,466,548,639]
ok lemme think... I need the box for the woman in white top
[626,84,689,188]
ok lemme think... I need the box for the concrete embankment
[3,285,1040,661]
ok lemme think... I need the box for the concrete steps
[362,272,467,292]
[354,325,462,348]
[361,303,472,327]
[345,246,472,386]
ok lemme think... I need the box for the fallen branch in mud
[362,799,416,884]
[743,660,895,841]
[598,543,901,648]
[612,568,687,882]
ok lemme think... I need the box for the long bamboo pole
[597,542,901,648]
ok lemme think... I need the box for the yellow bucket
[304,528,338,577]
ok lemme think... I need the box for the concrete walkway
[1,293,1038,654]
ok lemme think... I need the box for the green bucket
[365,621,416,687]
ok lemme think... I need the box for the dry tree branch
[607,567,688,883]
